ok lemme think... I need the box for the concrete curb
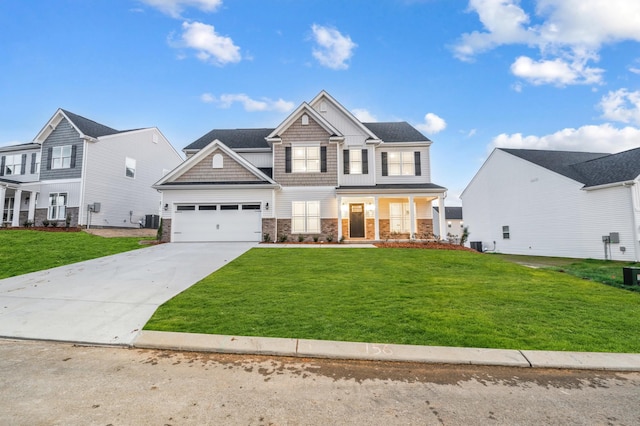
[133,331,640,371]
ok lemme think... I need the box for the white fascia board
[309,90,379,140]
[582,180,636,191]
[379,141,432,148]
[157,183,280,190]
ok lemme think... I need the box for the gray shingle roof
[61,109,122,138]
[185,128,274,151]
[433,206,463,219]
[499,147,640,188]
[363,122,431,143]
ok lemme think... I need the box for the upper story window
[125,157,136,178]
[3,154,23,175]
[32,153,41,174]
[343,149,368,175]
[381,151,421,177]
[293,146,320,173]
[52,146,72,169]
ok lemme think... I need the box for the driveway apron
[0,242,255,345]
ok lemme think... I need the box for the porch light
[164,203,168,211]
[265,202,269,210]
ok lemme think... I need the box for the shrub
[313,235,319,242]
[326,234,334,243]
[42,219,50,227]
[23,220,34,228]
[278,233,288,243]
[297,234,305,242]
[263,233,271,243]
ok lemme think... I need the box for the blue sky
[1,0,640,205]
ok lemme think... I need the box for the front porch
[0,182,39,227]
[336,186,447,242]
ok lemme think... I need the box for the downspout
[78,139,90,227]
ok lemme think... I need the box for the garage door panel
[173,204,262,242]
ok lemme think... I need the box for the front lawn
[145,248,640,353]
[0,230,150,279]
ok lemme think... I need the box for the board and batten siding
[36,181,82,209]
[239,152,272,168]
[340,147,376,187]
[376,146,431,184]
[160,188,275,220]
[275,187,338,219]
[82,128,183,227]
[462,149,639,261]
[39,118,83,180]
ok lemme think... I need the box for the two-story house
[0,109,183,228]
[154,91,448,242]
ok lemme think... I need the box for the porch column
[12,189,22,227]
[0,186,5,224]
[409,195,415,239]
[374,196,380,240]
[337,195,343,241]
[27,191,37,222]
[437,194,446,240]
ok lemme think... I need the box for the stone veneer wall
[261,218,276,242]
[34,207,79,227]
[379,218,434,240]
[160,218,172,242]
[275,218,338,242]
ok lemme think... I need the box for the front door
[349,203,365,238]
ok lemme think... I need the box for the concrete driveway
[0,242,255,345]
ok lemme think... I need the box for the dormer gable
[266,102,343,144]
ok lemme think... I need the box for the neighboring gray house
[1,109,183,228]
[154,91,448,242]
[461,147,640,261]
[433,206,464,240]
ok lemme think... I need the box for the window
[198,205,217,211]
[293,146,320,173]
[220,204,239,210]
[32,153,41,174]
[389,202,411,233]
[292,201,320,233]
[387,152,414,176]
[48,193,67,220]
[2,197,14,223]
[212,154,223,169]
[176,205,196,211]
[125,157,136,178]
[502,226,510,239]
[349,149,362,174]
[242,204,261,210]
[52,146,72,169]
[3,154,23,175]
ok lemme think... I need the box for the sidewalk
[133,330,640,372]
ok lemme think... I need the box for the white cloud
[510,55,603,86]
[490,123,640,153]
[352,108,377,122]
[600,89,640,125]
[202,93,295,112]
[140,0,222,18]
[177,21,240,66]
[454,0,640,86]
[311,24,357,70]
[415,113,447,134]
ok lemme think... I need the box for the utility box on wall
[88,203,101,213]
[609,232,620,244]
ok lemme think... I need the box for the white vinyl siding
[275,187,337,219]
[377,147,431,184]
[239,152,272,168]
[462,149,639,261]
[125,157,136,178]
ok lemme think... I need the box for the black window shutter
[343,150,350,174]
[70,145,77,168]
[381,152,388,176]
[31,153,36,174]
[47,147,53,170]
[414,152,421,176]
[320,146,327,173]
[362,149,368,174]
[20,154,27,175]
[0,156,5,176]
[285,146,291,173]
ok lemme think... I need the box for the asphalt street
[2,339,639,425]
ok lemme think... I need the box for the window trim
[502,226,510,239]
[3,154,23,176]
[48,192,68,221]
[125,157,136,178]
[389,202,411,233]
[292,145,320,173]
[51,146,73,170]
[292,201,320,234]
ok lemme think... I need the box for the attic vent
[320,101,327,112]
[212,153,223,169]
[152,133,158,144]
[301,114,309,126]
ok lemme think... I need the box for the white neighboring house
[433,206,464,241]
[461,147,640,261]
[0,109,183,228]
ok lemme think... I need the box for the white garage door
[173,203,262,242]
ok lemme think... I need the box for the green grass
[145,248,640,353]
[494,254,640,293]
[0,230,150,279]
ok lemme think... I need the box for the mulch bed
[0,226,81,232]
[374,241,478,252]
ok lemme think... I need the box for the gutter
[582,180,635,191]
